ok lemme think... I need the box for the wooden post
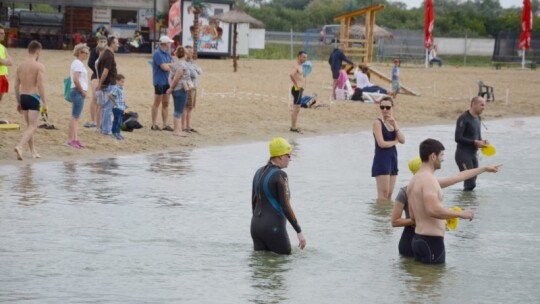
[367,10,376,63]
[233,23,238,72]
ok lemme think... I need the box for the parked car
[319,24,340,44]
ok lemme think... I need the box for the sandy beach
[1,48,539,165]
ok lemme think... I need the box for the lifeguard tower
[333,4,418,96]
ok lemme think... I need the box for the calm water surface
[1,117,539,303]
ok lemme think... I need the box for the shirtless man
[408,138,474,264]
[14,41,46,160]
[289,51,307,134]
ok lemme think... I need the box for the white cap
[159,35,174,44]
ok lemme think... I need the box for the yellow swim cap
[446,206,462,230]
[408,156,422,175]
[269,137,292,157]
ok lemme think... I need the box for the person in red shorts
[0,25,13,103]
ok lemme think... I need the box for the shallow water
[1,117,539,303]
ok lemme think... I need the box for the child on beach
[391,58,400,98]
[108,74,127,140]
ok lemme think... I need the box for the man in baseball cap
[151,36,174,131]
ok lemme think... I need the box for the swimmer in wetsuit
[251,137,306,255]
[14,41,47,160]
[455,96,489,191]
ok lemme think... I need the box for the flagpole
[425,48,429,69]
[521,49,525,69]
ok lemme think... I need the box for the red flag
[519,0,533,50]
[168,0,182,39]
[424,0,434,49]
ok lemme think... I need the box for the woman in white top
[68,43,90,149]
[354,66,388,94]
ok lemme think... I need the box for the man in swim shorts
[289,51,308,134]
[455,96,489,191]
[251,137,306,255]
[0,24,13,104]
[14,41,47,160]
[407,139,474,264]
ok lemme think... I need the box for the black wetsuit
[395,186,415,257]
[455,110,482,191]
[251,163,301,255]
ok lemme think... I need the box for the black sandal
[290,128,303,134]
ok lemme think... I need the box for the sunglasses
[380,106,392,110]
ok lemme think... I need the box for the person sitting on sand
[14,41,47,160]
[354,66,388,94]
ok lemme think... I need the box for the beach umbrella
[519,0,532,69]
[424,0,435,68]
[210,8,265,72]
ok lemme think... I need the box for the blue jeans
[69,88,85,119]
[112,108,124,135]
[100,86,114,134]
[430,58,443,67]
[172,89,187,118]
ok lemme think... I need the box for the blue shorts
[154,84,170,95]
[70,88,85,119]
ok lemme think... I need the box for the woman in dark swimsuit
[371,97,405,202]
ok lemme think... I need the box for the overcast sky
[402,0,524,9]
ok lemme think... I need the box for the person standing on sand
[328,44,355,100]
[455,96,489,191]
[289,51,307,134]
[408,139,475,265]
[0,24,13,104]
[84,35,107,129]
[390,58,400,98]
[181,45,202,133]
[14,41,46,160]
[166,46,190,138]
[151,36,174,131]
[67,43,90,149]
[97,36,119,135]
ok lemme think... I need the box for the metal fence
[266,30,499,63]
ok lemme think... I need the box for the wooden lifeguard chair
[333,4,385,63]
[333,4,419,96]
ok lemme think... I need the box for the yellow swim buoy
[446,206,462,230]
[481,144,496,157]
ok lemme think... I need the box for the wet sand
[1,48,539,165]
